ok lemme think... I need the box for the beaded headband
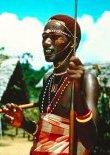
[43,29,71,38]
[46,19,76,39]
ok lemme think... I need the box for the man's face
[42,20,71,62]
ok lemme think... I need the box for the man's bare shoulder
[84,71,98,81]
[83,71,99,91]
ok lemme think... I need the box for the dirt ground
[0,137,32,155]
[0,137,93,155]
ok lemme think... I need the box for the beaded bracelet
[75,110,93,123]
[75,110,91,119]
[32,121,38,136]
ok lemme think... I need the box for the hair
[49,14,81,48]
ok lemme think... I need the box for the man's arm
[76,72,99,149]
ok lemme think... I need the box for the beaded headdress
[48,14,81,48]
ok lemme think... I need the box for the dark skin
[42,20,98,117]
[2,20,99,152]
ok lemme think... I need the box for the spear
[69,0,78,154]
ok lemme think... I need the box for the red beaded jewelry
[75,110,92,123]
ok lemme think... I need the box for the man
[2,15,99,155]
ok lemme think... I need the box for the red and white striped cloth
[31,113,70,155]
[30,113,88,155]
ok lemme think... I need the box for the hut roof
[0,55,29,105]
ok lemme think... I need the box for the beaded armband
[32,121,38,136]
[75,110,93,123]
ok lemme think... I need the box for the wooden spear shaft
[0,102,36,113]
[69,0,78,154]
[69,82,75,154]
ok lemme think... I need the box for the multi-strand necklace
[50,71,66,93]
[41,71,71,113]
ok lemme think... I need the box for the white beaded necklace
[41,73,71,113]
[48,73,64,106]
[53,70,67,76]
[41,74,54,113]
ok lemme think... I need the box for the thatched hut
[0,55,29,105]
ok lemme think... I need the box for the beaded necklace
[48,73,64,105]
[41,74,54,113]
[50,73,64,93]
[41,72,71,113]
[54,70,67,76]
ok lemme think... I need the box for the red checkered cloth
[31,113,70,155]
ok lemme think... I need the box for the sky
[0,0,110,69]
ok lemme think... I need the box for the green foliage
[96,66,110,149]
[98,90,110,124]
[97,89,110,148]
[0,54,9,65]
[20,52,52,102]
[24,107,40,121]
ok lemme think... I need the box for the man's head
[49,14,81,47]
[42,14,81,63]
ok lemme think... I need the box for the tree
[92,64,110,154]
[20,52,51,102]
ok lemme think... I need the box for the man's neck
[53,58,70,74]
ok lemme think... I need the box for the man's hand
[2,103,24,128]
[67,56,89,115]
[67,56,84,80]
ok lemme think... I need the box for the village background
[0,0,110,155]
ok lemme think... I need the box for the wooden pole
[69,0,78,154]
[0,102,36,113]
[69,82,75,154]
